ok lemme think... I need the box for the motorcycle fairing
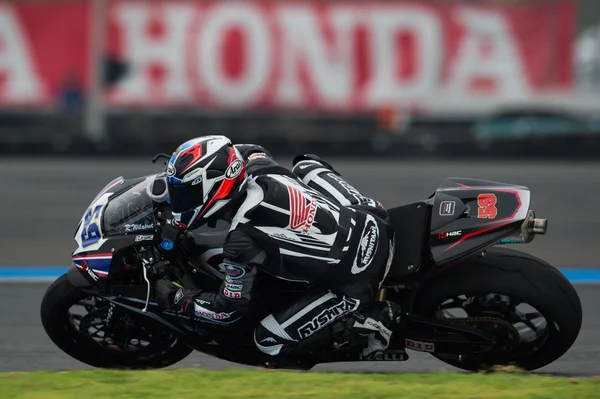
[72,175,159,283]
[429,178,531,265]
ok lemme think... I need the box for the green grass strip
[0,369,599,399]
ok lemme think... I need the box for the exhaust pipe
[498,210,548,245]
[528,217,547,235]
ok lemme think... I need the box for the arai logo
[166,163,176,176]
[225,160,243,179]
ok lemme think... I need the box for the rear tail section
[429,178,546,266]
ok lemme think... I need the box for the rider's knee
[254,316,291,356]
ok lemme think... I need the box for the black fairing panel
[430,177,530,266]
[385,202,429,281]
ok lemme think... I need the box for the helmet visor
[167,180,204,214]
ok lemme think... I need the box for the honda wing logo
[288,186,317,234]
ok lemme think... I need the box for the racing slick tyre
[41,274,193,369]
[412,248,582,372]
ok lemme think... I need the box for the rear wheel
[40,274,193,369]
[412,248,582,371]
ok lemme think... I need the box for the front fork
[377,288,388,301]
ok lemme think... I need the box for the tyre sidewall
[411,249,583,371]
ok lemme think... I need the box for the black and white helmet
[166,135,247,229]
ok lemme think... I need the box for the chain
[447,316,520,347]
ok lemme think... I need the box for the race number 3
[81,205,103,247]
[477,194,498,219]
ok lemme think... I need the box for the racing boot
[351,300,405,361]
[309,300,405,363]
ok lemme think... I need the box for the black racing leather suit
[159,145,399,360]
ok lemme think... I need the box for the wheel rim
[66,296,181,362]
[433,292,553,364]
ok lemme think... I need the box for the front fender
[67,264,102,294]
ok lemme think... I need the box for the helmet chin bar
[146,175,169,203]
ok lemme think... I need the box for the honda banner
[0,0,575,110]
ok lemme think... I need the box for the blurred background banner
[0,0,575,109]
[0,0,598,158]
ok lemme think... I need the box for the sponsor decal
[193,304,235,321]
[381,350,408,361]
[124,223,155,232]
[297,297,360,339]
[439,201,456,216]
[363,318,392,343]
[248,152,267,162]
[477,193,498,219]
[225,282,243,292]
[163,309,192,321]
[260,337,278,344]
[80,260,99,282]
[224,264,246,279]
[225,159,243,179]
[135,234,154,242]
[174,289,184,305]
[81,204,103,248]
[192,176,202,186]
[223,287,242,299]
[270,232,298,241]
[288,186,318,234]
[437,230,462,239]
[166,163,176,177]
[351,216,379,275]
[405,338,435,353]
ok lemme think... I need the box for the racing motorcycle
[40,155,583,371]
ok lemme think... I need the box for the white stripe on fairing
[281,291,337,329]
[260,201,290,215]
[73,256,112,261]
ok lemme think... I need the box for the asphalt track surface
[0,158,599,374]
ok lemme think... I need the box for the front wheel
[412,248,583,371]
[40,273,193,369]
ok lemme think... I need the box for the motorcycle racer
[149,135,403,364]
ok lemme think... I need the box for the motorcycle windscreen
[103,179,157,236]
